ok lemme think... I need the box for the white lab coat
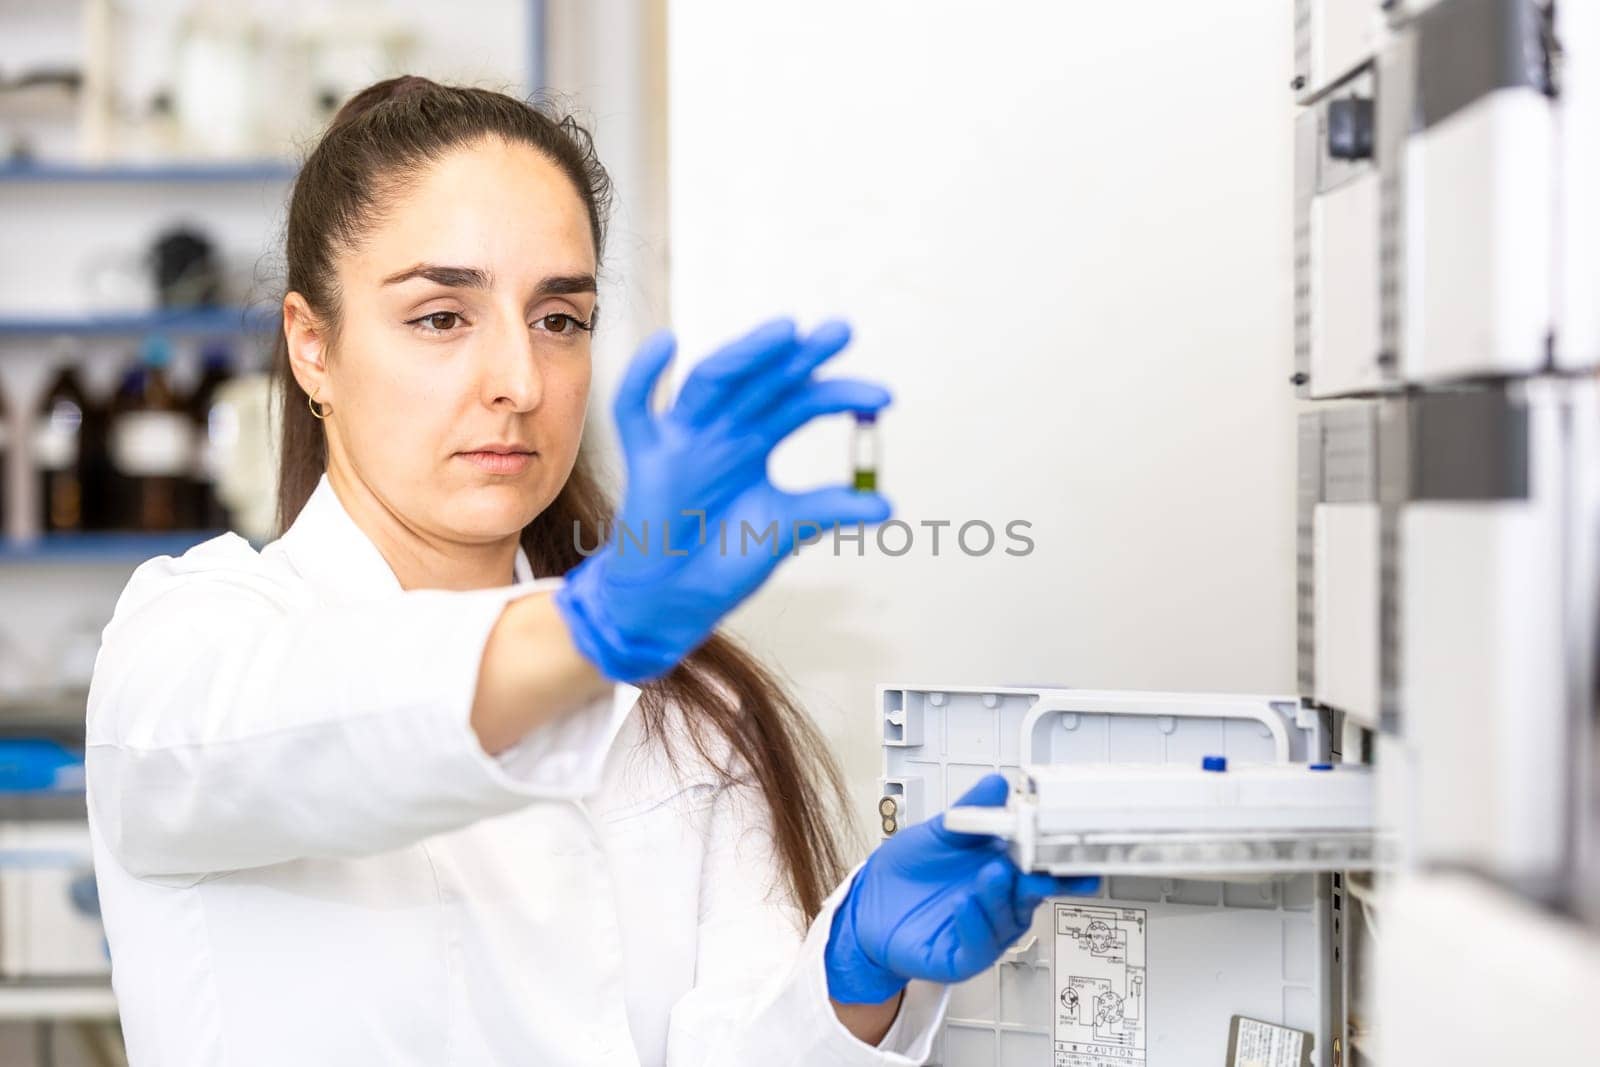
[84,474,949,1066]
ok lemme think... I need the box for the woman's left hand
[554,318,891,684]
[823,774,1101,1004]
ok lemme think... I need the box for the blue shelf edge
[0,531,228,564]
[0,307,279,337]
[0,160,298,183]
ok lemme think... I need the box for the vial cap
[1201,755,1227,773]
[854,409,878,424]
[1308,762,1334,771]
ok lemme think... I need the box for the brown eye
[531,312,590,338]
[422,312,460,331]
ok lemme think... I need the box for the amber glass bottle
[107,337,195,531]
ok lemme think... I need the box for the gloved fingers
[1017,871,1060,899]
[946,895,1000,978]
[956,774,1012,808]
[721,319,855,427]
[654,434,771,517]
[749,377,891,451]
[931,773,1014,848]
[1007,871,1099,928]
[669,318,798,427]
[696,378,887,507]
[1014,870,1062,928]
[613,329,677,454]
[773,487,893,553]
[972,860,1025,945]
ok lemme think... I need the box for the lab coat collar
[276,473,535,605]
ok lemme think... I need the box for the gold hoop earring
[308,392,331,420]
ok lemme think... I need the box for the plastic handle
[942,805,1018,839]
[1018,690,1295,767]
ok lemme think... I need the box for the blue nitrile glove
[554,318,892,683]
[825,773,1102,1004]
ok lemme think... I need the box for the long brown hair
[270,77,852,919]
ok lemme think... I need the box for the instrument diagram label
[1053,903,1147,1066]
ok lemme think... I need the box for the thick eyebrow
[533,273,599,298]
[380,264,597,299]
[381,263,492,289]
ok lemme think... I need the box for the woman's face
[290,136,597,547]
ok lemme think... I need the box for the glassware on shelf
[189,341,236,529]
[34,361,102,534]
[107,336,196,532]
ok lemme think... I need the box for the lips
[458,447,535,475]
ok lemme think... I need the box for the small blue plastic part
[1201,755,1228,773]
[0,739,84,791]
[1309,762,1334,771]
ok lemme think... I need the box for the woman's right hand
[824,774,1102,1004]
[553,318,892,683]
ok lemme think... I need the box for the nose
[480,309,544,412]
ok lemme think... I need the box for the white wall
[667,0,1299,838]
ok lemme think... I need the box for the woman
[84,77,1096,1066]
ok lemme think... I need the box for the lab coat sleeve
[85,552,633,882]
[664,777,950,1066]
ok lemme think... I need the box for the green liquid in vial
[854,469,877,492]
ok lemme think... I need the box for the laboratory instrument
[877,4,1600,1062]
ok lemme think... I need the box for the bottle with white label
[108,336,196,531]
[34,366,92,533]
[189,343,234,529]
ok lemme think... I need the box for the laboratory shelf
[0,306,277,337]
[0,160,297,184]
[0,531,225,565]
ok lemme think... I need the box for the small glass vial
[852,410,879,492]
